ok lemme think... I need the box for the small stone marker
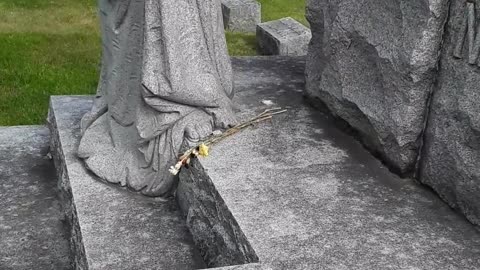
[221,0,261,32]
[256,17,311,56]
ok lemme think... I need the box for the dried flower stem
[169,107,286,175]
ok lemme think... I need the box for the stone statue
[77,0,237,197]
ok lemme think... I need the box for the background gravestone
[256,17,311,56]
[305,0,449,175]
[419,0,480,226]
[222,0,261,32]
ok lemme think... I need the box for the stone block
[177,56,480,269]
[256,17,311,56]
[305,0,450,174]
[222,0,261,32]
[419,0,480,226]
[47,96,205,270]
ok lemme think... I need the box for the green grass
[0,0,306,126]
[225,32,257,56]
[0,33,100,124]
[258,0,307,25]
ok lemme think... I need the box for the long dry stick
[169,108,287,175]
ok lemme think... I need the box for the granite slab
[0,126,71,269]
[178,56,480,269]
[48,97,206,270]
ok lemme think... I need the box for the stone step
[0,126,71,269]
[177,56,480,269]
[48,98,206,269]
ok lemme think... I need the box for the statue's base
[48,96,206,270]
[48,57,480,270]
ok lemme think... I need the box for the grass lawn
[0,0,306,126]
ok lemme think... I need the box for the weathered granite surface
[0,126,71,269]
[178,159,258,268]
[222,0,261,32]
[48,96,205,270]
[419,0,480,226]
[210,263,273,270]
[256,17,311,56]
[305,0,450,175]
[179,56,480,269]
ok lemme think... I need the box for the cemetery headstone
[222,0,261,32]
[256,17,311,56]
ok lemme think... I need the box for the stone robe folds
[78,0,236,197]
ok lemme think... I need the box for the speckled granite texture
[305,0,449,175]
[210,263,273,270]
[178,56,480,269]
[45,56,480,270]
[0,126,71,269]
[419,0,480,227]
[48,96,205,270]
[178,159,258,268]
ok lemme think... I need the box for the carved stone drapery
[77,0,236,197]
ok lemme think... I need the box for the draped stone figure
[77,0,237,197]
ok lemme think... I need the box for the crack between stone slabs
[178,158,259,267]
[302,93,410,177]
[413,0,453,180]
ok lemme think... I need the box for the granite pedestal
[178,57,480,269]
[48,98,205,270]
[47,56,480,270]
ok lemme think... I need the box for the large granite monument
[306,0,480,225]
[78,0,237,197]
[305,0,449,175]
[419,0,480,225]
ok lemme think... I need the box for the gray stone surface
[178,159,258,268]
[222,0,261,32]
[48,96,206,270]
[419,0,480,226]
[210,263,273,270]
[256,17,311,56]
[179,56,480,269]
[305,0,450,175]
[79,0,236,197]
[0,126,71,269]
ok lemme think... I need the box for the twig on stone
[168,107,287,175]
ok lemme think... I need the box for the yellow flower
[169,166,179,175]
[198,143,209,157]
